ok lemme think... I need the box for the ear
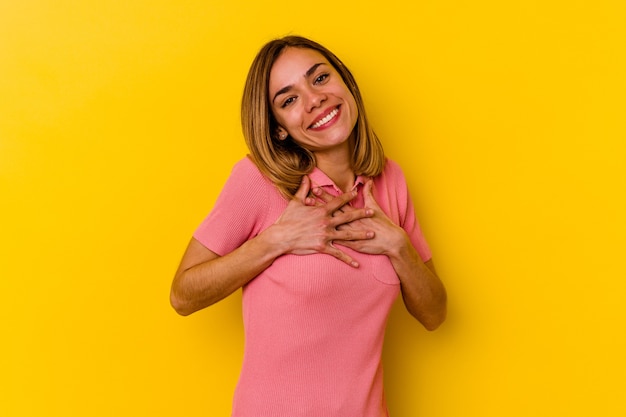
[276,127,288,141]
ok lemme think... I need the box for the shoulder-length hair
[241,35,385,199]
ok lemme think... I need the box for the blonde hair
[241,35,385,199]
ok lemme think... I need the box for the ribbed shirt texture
[194,157,431,417]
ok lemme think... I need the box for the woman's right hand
[171,176,375,316]
[270,176,375,267]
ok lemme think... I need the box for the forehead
[269,47,331,90]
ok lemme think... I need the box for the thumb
[293,175,311,202]
[363,180,380,209]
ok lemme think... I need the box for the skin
[170,177,375,316]
[309,183,447,330]
[270,47,359,191]
[171,46,446,330]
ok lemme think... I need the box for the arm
[386,239,447,331]
[170,176,374,316]
[311,181,447,330]
[170,234,284,316]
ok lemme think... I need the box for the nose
[304,89,326,112]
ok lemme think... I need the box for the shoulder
[209,157,280,214]
[226,156,275,190]
[383,158,404,175]
[377,158,408,186]
[231,156,264,179]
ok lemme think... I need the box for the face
[268,47,358,155]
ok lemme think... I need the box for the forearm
[171,181,374,316]
[170,227,286,316]
[388,235,447,330]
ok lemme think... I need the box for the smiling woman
[240,36,386,200]
[170,35,447,417]
[268,47,360,188]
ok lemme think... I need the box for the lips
[309,106,340,130]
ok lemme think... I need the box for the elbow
[170,282,217,316]
[423,288,447,331]
[170,270,202,316]
[415,297,447,331]
[170,289,195,317]
[407,306,446,331]
[422,308,447,331]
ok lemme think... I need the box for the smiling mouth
[309,107,340,129]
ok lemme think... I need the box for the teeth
[311,108,338,129]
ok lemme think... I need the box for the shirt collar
[308,167,368,193]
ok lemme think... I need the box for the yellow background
[2,1,625,416]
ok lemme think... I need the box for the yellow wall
[2,1,624,416]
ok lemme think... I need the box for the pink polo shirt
[194,157,431,417]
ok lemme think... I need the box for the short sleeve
[402,187,432,262]
[383,160,432,262]
[193,158,274,256]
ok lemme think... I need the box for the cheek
[275,111,301,131]
[339,88,358,116]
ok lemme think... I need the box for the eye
[281,96,296,108]
[314,73,329,84]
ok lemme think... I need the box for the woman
[170,35,446,416]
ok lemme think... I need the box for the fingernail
[366,231,374,238]
[351,261,359,268]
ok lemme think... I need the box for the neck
[315,146,355,193]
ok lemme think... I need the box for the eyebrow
[272,62,326,104]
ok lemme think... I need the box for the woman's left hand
[310,180,447,330]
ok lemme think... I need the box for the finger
[305,189,324,207]
[324,190,358,214]
[304,195,318,206]
[311,187,353,209]
[362,180,381,211]
[331,239,360,252]
[311,186,360,215]
[293,176,311,203]
[332,228,375,241]
[325,244,360,268]
[330,207,374,227]
[311,186,333,203]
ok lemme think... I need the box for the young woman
[171,35,447,417]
